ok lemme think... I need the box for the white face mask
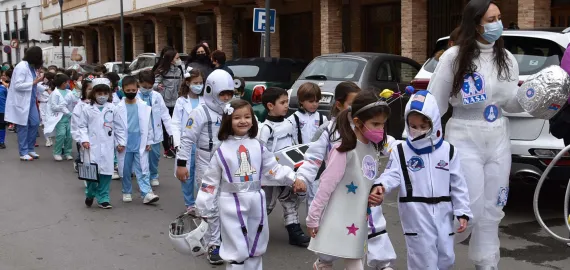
[190,84,203,95]
[140,87,152,95]
[409,127,430,140]
[96,95,109,105]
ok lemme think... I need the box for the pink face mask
[362,126,384,144]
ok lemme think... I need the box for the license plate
[320,95,333,104]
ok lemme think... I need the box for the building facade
[0,0,51,65]
[39,0,557,65]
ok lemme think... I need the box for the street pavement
[0,132,569,270]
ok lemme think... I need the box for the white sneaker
[112,171,120,180]
[122,194,132,202]
[28,152,40,159]
[53,155,63,161]
[65,155,74,160]
[143,192,159,204]
[313,259,333,270]
[45,138,53,147]
[150,179,160,187]
[20,155,34,161]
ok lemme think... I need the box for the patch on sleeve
[200,183,216,194]
[308,157,322,167]
[186,117,194,129]
[386,159,392,169]
[497,187,509,207]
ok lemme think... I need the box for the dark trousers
[161,106,175,151]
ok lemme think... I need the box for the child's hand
[117,145,125,153]
[145,145,151,151]
[176,167,189,182]
[292,179,307,193]
[368,186,385,206]
[307,226,318,238]
[457,218,468,233]
[82,142,90,149]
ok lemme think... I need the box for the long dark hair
[23,46,43,68]
[155,49,178,76]
[330,81,361,117]
[188,44,211,64]
[333,91,390,153]
[152,46,174,73]
[218,99,258,141]
[452,0,512,97]
[81,73,95,100]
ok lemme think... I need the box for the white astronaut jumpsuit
[287,109,327,145]
[427,43,522,268]
[177,69,235,248]
[296,118,398,269]
[377,90,472,270]
[196,136,297,270]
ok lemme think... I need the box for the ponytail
[335,108,358,152]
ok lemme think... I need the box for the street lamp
[58,0,65,68]
[22,6,30,50]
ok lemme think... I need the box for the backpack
[293,112,324,144]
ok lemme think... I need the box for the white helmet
[204,69,234,114]
[168,212,209,257]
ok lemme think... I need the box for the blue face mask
[480,20,503,43]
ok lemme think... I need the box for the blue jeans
[149,143,161,180]
[16,110,39,156]
[181,144,196,207]
[121,151,152,197]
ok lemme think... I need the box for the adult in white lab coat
[4,47,45,160]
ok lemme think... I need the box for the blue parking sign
[253,8,276,33]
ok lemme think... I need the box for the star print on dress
[346,181,358,194]
[347,223,359,236]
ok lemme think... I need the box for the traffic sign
[10,39,19,49]
[253,8,276,33]
[3,46,11,54]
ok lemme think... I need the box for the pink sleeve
[562,44,570,75]
[306,146,347,228]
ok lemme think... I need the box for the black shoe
[0,143,5,149]
[207,245,224,265]
[85,197,94,207]
[286,223,310,247]
[98,202,113,209]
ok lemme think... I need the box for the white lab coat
[114,98,153,177]
[112,92,121,106]
[77,102,119,175]
[171,96,204,148]
[4,61,36,125]
[138,90,173,144]
[44,88,73,137]
[71,100,90,142]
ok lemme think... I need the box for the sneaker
[143,192,159,204]
[8,124,15,132]
[29,152,40,159]
[186,205,196,214]
[65,155,74,161]
[207,245,224,265]
[150,179,160,187]
[163,149,175,159]
[0,143,5,149]
[381,267,394,270]
[85,197,94,207]
[45,138,53,147]
[112,171,120,180]
[34,143,39,147]
[98,202,113,209]
[53,155,63,161]
[286,223,311,247]
[74,162,78,172]
[122,194,133,202]
[313,259,333,270]
[20,155,34,161]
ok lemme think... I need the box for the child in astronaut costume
[296,86,397,269]
[372,91,472,269]
[175,69,235,265]
[192,99,306,270]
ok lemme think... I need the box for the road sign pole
[59,0,65,68]
[264,0,270,58]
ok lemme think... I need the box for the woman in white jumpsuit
[427,1,523,268]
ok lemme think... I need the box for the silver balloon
[517,65,570,120]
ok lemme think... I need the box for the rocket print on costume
[235,145,257,181]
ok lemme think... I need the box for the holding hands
[368,185,385,206]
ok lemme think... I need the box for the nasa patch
[461,72,487,105]
[497,187,509,206]
[435,160,449,171]
[186,117,194,129]
[215,117,221,126]
[484,105,498,123]
[526,88,535,98]
[407,156,425,172]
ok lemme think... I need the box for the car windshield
[137,57,156,70]
[226,60,304,82]
[425,36,564,76]
[227,65,260,78]
[111,64,129,73]
[299,58,366,81]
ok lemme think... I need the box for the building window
[362,4,401,55]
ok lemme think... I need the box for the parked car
[226,57,308,121]
[289,52,421,139]
[411,28,570,186]
[67,63,96,74]
[126,53,189,77]
[104,61,131,76]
